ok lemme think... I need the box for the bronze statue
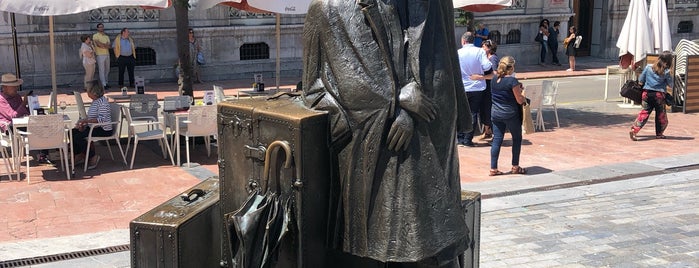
[302,0,471,267]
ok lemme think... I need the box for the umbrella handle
[262,140,293,192]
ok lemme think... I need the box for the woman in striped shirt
[72,81,112,169]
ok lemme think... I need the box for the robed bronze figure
[302,0,472,266]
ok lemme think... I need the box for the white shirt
[457,44,492,92]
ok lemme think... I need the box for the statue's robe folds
[302,0,472,263]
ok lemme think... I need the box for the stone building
[0,0,697,89]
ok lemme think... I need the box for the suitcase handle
[180,189,206,202]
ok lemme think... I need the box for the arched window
[677,21,693,34]
[488,30,501,45]
[240,43,270,60]
[108,47,156,66]
[506,29,521,44]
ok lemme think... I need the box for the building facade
[0,0,697,89]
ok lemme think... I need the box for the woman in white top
[80,34,96,89]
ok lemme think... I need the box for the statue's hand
[398,82,437,122]
[387,109,414,152]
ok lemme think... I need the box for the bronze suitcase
[461,190,481,268]
[217,96,330,267]
[130,177,221,268]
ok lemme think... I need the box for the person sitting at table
[0,73,54,164]
[72,81,111,169]
[0,73,30,132]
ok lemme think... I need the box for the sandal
[489,169,504,176]
[629,131,639,141]
[511,166,527,175]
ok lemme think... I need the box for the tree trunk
[175,0,193,100]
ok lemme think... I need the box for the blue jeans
[490,116,523,170]
[540,40,548,63]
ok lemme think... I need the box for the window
[677,21,693,34]
[506,29,521,44]
[135,47,156,66]
[488,31,501,45]
[108,47,157,66]
[240,43,270,60]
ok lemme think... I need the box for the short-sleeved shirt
[638,64,673,93]
[87,96,112,131]
[458,44,492,92]
[118,37,133,57]
[474,28,489,47]
[92,32,110,56]
[490,75,521,121]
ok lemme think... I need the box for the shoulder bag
[620,80,643,104]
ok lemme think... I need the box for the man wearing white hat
[0,73,30,132]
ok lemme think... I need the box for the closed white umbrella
[0,0,170,16]
[649,0,672,53]
[616,0,654,69]
[0,0,171,111]
[453,0,511,12]
[195,0,309,14]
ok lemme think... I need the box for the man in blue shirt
[474,22,489,48]
[113,28,136,88]
[458,31,492,146]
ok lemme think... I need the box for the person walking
[458,31,493,147]
[629,51,673,141]
[92,23,111,89]
[80,35,96,89]
[564,25,577,71]
[548,21,561,66]
[489,56,527,176]
[113,28,136,89]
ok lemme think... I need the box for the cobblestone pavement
[479,170,699,268]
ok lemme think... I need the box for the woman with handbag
[489,56,527,176]
[630,51,674,141]
[563,26,577,71]
[188,28,203,83]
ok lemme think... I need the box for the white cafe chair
[178,105,217,168]
[124,94,160,153]
[122,106,174,169]
[83,103,127,172]
[541,80,560,130]
[0,125,18,181]
[17,114,71,182]
[73,91,88,120]
[525,84,544,131]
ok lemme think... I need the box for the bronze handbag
[225,140,294,268]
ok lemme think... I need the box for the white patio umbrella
[0,0,171,111]
[194,0,311,89]
[616,0,654,69]
[453,0,511,12]
[649,0,672,53]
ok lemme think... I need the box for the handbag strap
[262,140,293,194]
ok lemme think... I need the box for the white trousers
[96,54,110,87]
